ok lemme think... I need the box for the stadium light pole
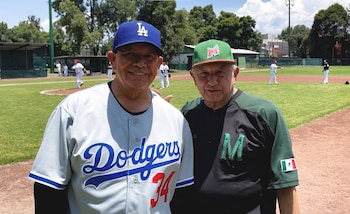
[285,0,294,57]
[49,0,54,73]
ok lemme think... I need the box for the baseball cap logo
[207,45,220,59]
[137,22,148,37]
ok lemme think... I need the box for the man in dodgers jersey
[171,39,299,213]
[29,20,194,214]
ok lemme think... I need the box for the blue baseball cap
[112,20,163,55]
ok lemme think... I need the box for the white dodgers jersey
[29,83,194,213]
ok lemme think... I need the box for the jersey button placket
[129,117,141,184]
[133,176,139,184]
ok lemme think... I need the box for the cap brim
[192,59,236,68]
[114,42,164,56]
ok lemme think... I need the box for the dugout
[54,55,109,76]
[0,42,48,79]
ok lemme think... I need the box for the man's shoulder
[236,91,279,111]
[181,97,203,114]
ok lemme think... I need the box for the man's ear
[107,51,116,70]
[234,66,239,78]
[189,69,199,87]
[107,51,115,63]
[189,70,195,79]
[158,56,164,67]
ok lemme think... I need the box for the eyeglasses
[117,51,158,63]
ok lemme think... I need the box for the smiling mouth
[206,89,219,92]
[130,71,147,76]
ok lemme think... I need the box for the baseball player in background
[29,20,194,214]
[107,61,113,79]
[171,39,299,214]
[71,59,86,88]
[269,59,279,85]
[323,59,330,84]
[158,62,165,89]
[63,63,68,77]
[163,61,170,88]
[55,61,62,76]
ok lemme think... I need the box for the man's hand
[151,88,173,102]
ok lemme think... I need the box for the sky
[0,0,348,35]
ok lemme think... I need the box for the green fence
[259,58,322,67]
[170,58,325,71]
[1,68,47,79]
[169,63,188,71]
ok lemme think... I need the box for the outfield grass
[236,65,350,76]
[0,66,349,165]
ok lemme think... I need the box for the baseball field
[0,66,349,213]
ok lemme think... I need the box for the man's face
[109,43,163,91]
[191,63,235,109]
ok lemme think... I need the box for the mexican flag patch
[280,158,297,172]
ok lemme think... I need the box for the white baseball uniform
[72,62,85,88]
[56,62,62,76]
[29,83,194,213]
[63,65,68,77]
[269,63,278,85]
[163,64,170,88]
[107,65,113,79]
[158,64,165,89]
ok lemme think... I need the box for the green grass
[1,66,350,165]
[238,65,350,76]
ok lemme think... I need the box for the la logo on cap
[137,22,148,37]
[207,45,220,59]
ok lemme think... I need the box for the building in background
[261,34,289,58]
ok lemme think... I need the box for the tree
[239,16,262,51]
[0,22,10,42]
[216,11,241,46]
[52,0,138,55]
[52,0,86,16]
[9,21,46,43]
[56,0,89,55]
[53,21,71,55]
[309,3,349,60]
[161,9,192,62]
[25,16,42,31]
[99,0,137,38]
[188,5,217,42]
[280,25,310,57]
[0,16,47,43]
[187,7,261,51]
[177,9,198,46]
[1,0,268,60]
[216,12,261,51]
[137,0,187,61]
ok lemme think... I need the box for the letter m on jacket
[221,133,244,161]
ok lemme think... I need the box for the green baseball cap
[192,39,236,68]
